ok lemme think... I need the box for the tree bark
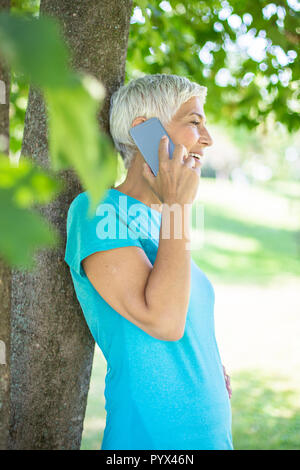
[9,0,133,449]
[0,0,11,451]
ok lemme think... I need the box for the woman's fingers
[184,156,202,176]
[158,135,171,164]
[142,161,156,183]
[171,143,188,165]
[223,365,232,399]
[184,155,196,168]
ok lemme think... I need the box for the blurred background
[7,0,300,450]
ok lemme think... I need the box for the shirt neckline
[108,188,162,217]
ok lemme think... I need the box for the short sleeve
[64,192,143,277]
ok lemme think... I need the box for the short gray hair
[109,73,207,169]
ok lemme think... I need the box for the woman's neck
[112,154,163,213]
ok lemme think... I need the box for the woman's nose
[199,127,213,147]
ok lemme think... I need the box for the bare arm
[143,202,192,340]
[82,205,191,342]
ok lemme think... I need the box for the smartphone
[129,117,175,176]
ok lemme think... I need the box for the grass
[231,370,300,450]
[191,178,300,284]
[81,178,300,450]
[80,346,106,451]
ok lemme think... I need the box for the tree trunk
[0,0,11,451]
[9,0,133,449]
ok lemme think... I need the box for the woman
[64,74,233,450]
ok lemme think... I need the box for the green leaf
[45,76,118,214]
[0,189,58,269]
[0,12,73,88]
[0,153,63,206]
[0,153,61,268]
[1,12,118,210]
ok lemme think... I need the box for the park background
[1,0,300,450]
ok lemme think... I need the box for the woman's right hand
[142,135,202,206]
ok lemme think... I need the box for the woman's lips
[189,153,204,163]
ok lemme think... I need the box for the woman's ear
[131,116,147,127]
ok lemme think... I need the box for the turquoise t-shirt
[64,188,233,450]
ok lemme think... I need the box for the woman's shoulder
[67,189,114,216]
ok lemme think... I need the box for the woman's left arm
[223,365,232,399]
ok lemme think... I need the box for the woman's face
[131,95,213,166]
[164,96,213,161]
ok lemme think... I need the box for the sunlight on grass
[231,370,300,450]
[197,179,299,230]
[204,229,261,253]
[81,346,106,450]
[192,179,300,284]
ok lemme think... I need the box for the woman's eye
[191,121,200,126]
